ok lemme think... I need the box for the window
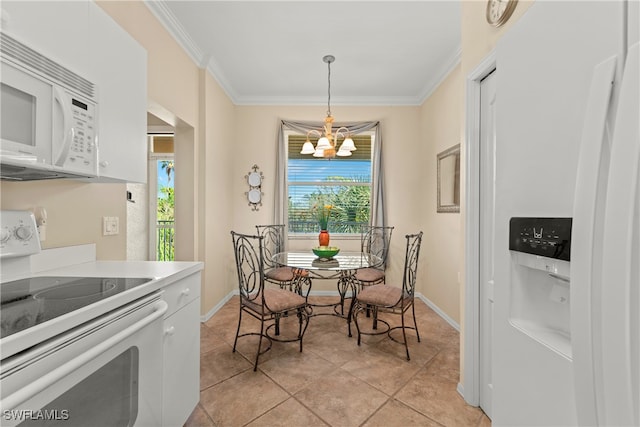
[286,132,374,235]
[147,135,175,261]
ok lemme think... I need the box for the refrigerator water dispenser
[508,217,573,359]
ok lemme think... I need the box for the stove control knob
[1,227,11,243]
[15,225,34,241]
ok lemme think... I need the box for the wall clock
[486,0,518,27]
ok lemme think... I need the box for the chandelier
[300,55,356,159]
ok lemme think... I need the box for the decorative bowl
[312,246,340,259]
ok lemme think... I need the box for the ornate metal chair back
[360,225,394,269]
[231,231,264,305]
[255,225,286,270]
[401,232,423,299]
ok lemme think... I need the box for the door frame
[462,50,496,407]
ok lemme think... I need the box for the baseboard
[457,382,467,401]
[415,293,460,332]
[201,290,460,333]
[200,290,236,322]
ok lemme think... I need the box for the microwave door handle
[52,87,74,167]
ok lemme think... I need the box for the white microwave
[0,32,98,180]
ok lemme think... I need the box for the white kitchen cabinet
[1,1,148,183]
[162,272,201,427]
[0,1,90,76]
[89,2,147,183]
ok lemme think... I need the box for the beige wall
[233,105,426,293]
[98,1,240,315]
[0,1,536,328]
[461,0,534,74]
[200,70,237,311]
[419,64,464,322]
[0,181,127,260]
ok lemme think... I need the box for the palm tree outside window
[287,133,373,235]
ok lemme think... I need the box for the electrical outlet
[103,216,119,236]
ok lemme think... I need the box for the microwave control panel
[64,94,97,174]
[509,217,572,261]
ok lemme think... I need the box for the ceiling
[144,1,462,106]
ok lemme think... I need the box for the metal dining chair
[353,225,394,318]
[256,224,311,293]
[230,231,311,371]
[354,225,394,289]
[352,232,423,361]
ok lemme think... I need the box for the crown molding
[144,0,459,107]
[230,94,427,106]
[204,59,240,102]
[144,1,204,65]
[417,47,462,105]
[144,0,240,102]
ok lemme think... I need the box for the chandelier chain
[298,54,356,159]
[327,59,332,117]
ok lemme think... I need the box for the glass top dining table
[272,251,381,337]
[272,251,381,275]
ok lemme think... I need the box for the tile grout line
[356,342,446,427]
[196,298,472,427]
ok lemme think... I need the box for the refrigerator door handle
[600,41,640,427]
[570,54,617,426]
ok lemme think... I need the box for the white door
[479,69,497,418]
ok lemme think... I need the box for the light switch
[103,216,119,236]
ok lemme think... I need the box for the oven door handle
[1,299,168,411]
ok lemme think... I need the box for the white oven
[0,211,167,427]
[0,292,167,427]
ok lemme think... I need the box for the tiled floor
[186,296,491,427]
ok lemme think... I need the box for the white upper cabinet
[1,1,148,183]
[89,2,147,183]
[0,1,90,76]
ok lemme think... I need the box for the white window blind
[287,134,373,234]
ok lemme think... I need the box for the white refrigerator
[491,1,639,425]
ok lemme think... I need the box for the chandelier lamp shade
[300,55,357,159]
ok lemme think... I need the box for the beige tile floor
[186,296,491,427]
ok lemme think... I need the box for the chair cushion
[265,266,308,282]
[243,288,306,314]
[357,284,406,307]
[354,267,385,283]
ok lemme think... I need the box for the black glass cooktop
[0,276,152,339]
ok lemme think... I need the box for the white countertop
[36,260,203,283]
[0,246,204,359]
[30,260,205,307]
[1,243,204,313]
[4,243,204,287]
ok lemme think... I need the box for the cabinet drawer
[162,274,200,317]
